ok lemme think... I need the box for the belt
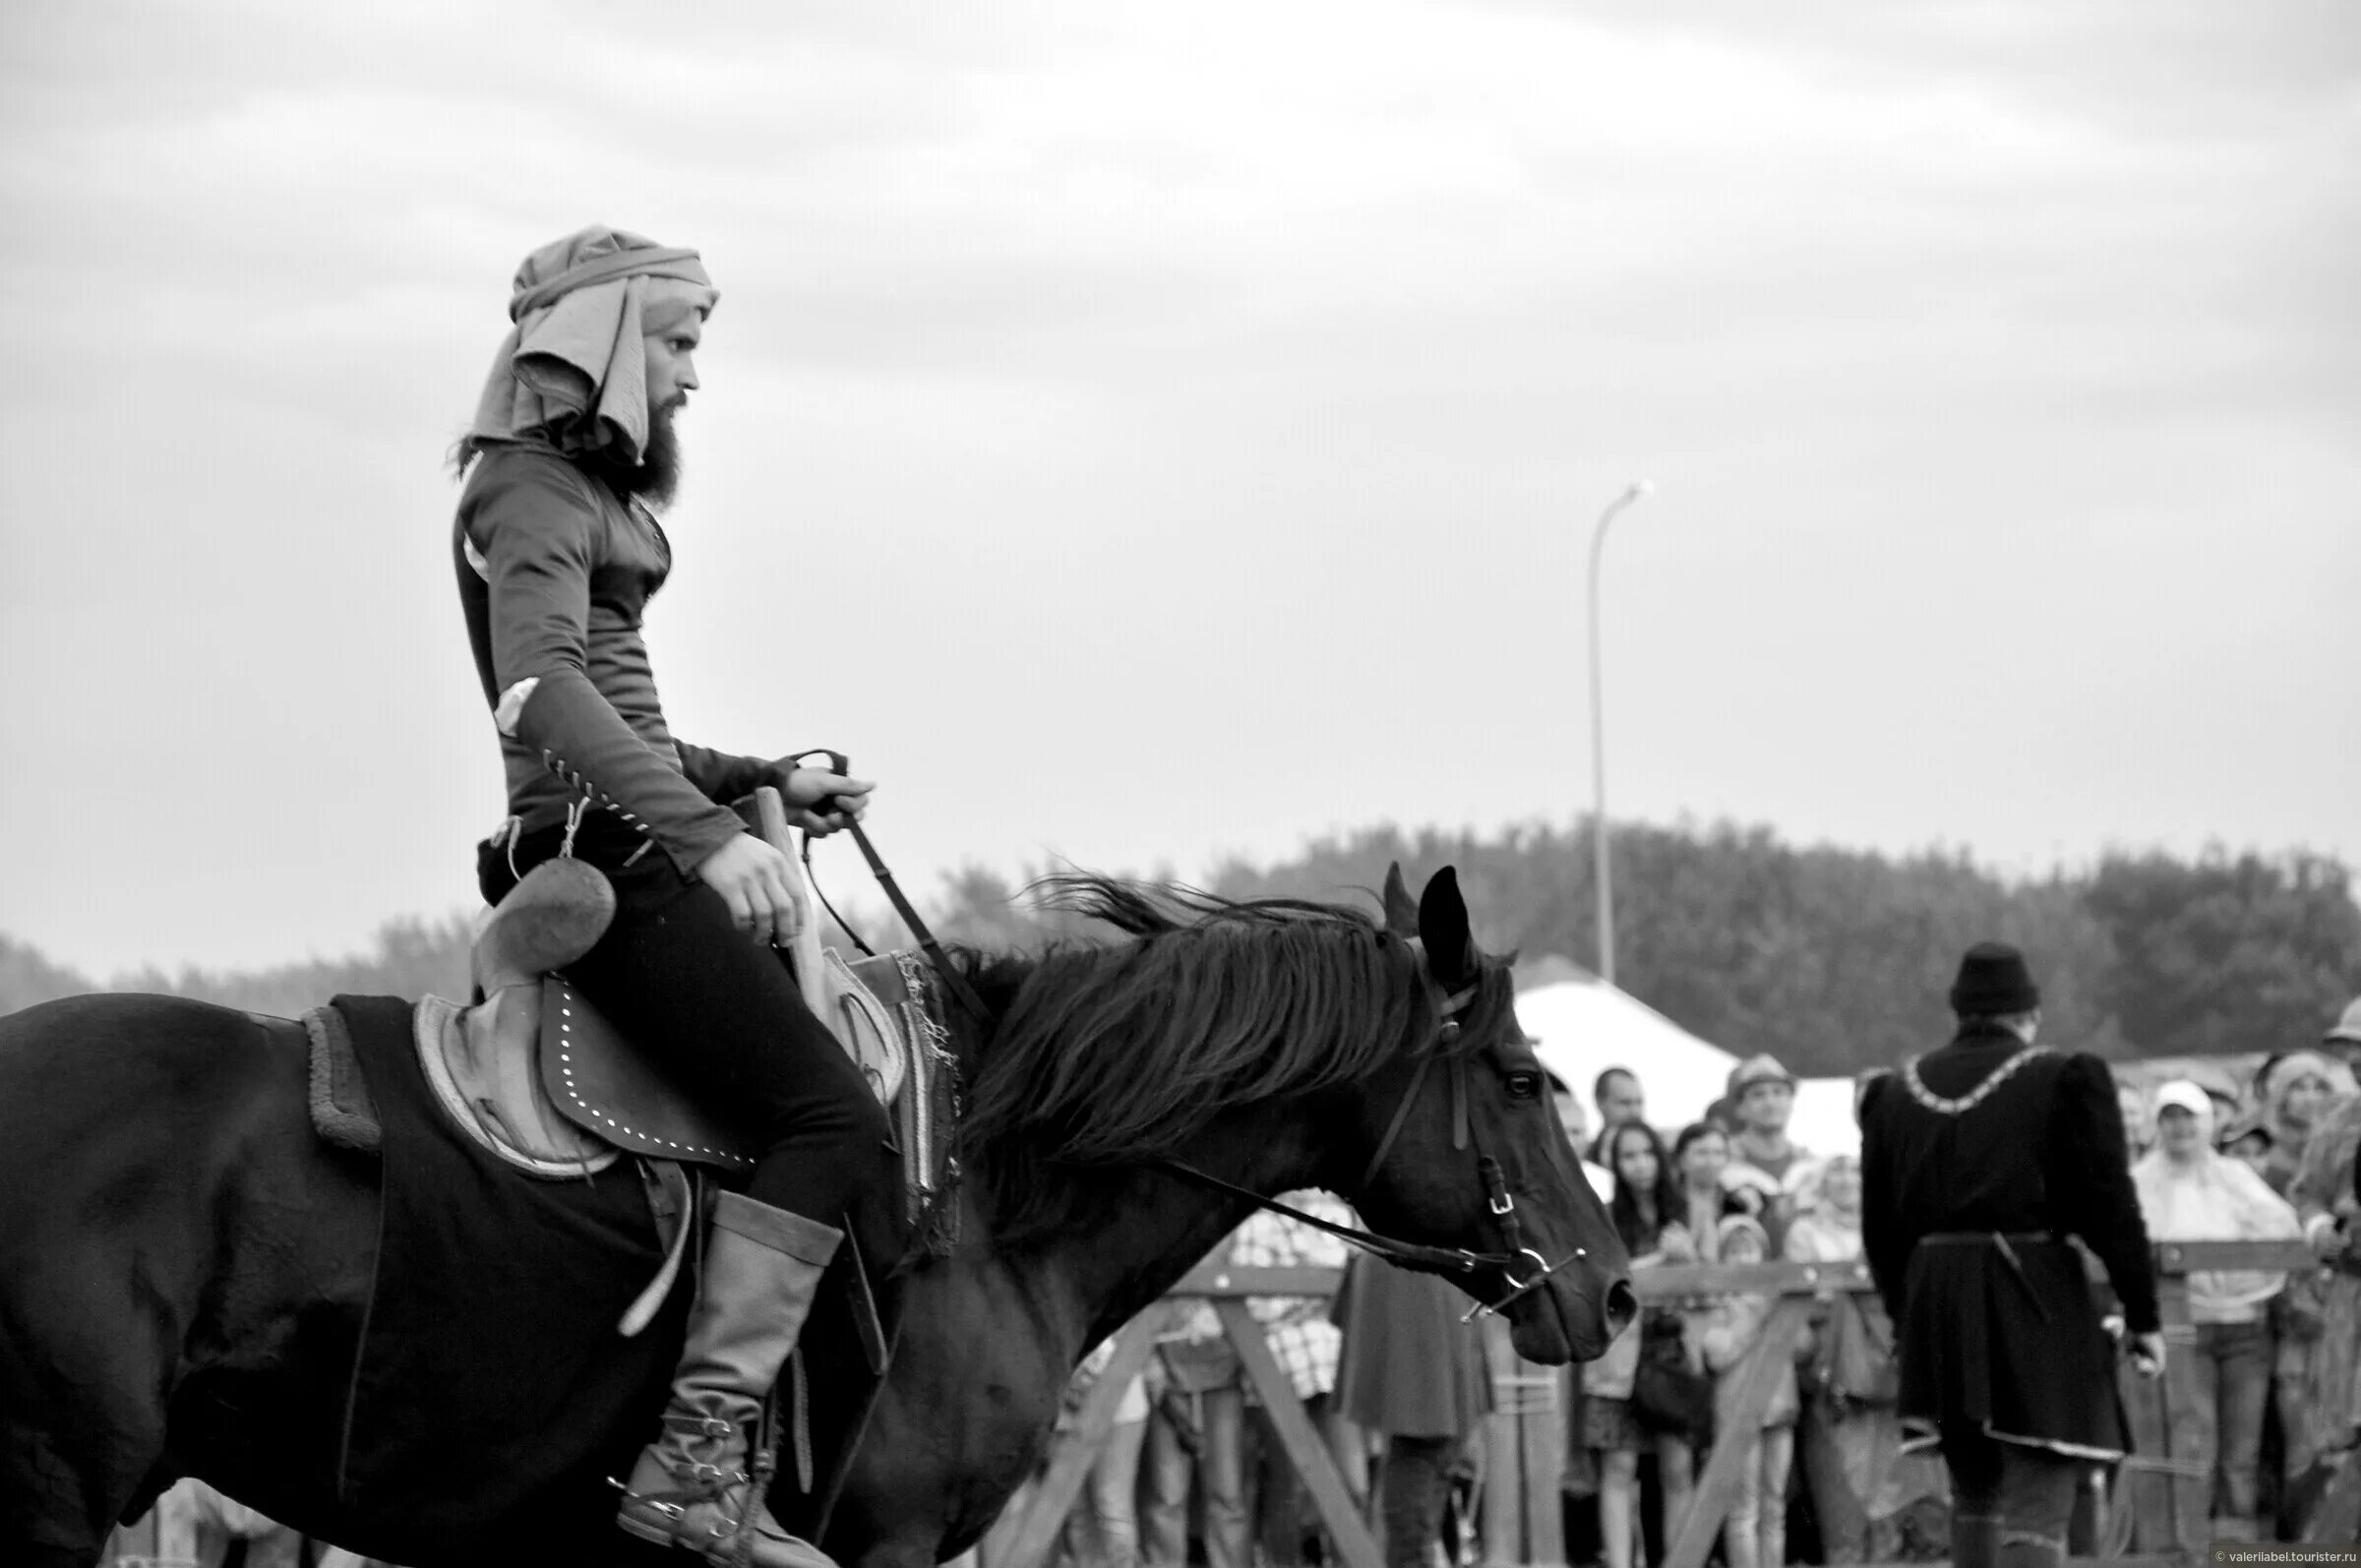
[1916,1232,2060,1321]
[1919,1231,2058,1246]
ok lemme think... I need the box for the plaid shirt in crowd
[1228,1189,1355,1403]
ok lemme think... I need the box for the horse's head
[1343,864,1635,1363]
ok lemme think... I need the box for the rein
[787,751,989,1026]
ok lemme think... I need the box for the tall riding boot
[617,1190,843,1567]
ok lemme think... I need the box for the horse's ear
[1418,866,1475,985]
[1380,862,1419,938]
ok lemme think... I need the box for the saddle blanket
[325,994,684,1549]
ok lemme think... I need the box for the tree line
[5,820,2355,1078]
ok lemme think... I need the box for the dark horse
[0,866,1633,1566]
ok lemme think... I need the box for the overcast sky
[3,0,2356,979]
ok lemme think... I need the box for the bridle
[1145,937,1594,1322]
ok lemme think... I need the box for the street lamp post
[1587,479,1654,988]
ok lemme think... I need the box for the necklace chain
[1903,1046,2053,1116]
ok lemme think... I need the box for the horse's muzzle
[1508,1265,1637,1364]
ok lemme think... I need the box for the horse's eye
[1505,1071,1542,1100]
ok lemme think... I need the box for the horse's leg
[0,995,345,1563]
[826,1255,1076,1568]
[0,1328,168,1568]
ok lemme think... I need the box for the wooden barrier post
[1212,1297,1385,1568]
[1478,1314,1567,1568]
[1658,1297,1812,1568]
[985,1266,1380,1568]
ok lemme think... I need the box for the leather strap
[773,752,991,1028]
[1359,1052,1440,1193]
[1144,1155,1496,1279]
[839,818,990,1026]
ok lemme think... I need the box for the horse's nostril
[1604,1277,1638,1332]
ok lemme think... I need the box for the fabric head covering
[1717,1213,1770,1258]
[1949,940,2039,1015]
[470,225,717,464]
[1727,1054,1795,1095]
[2263,1051,2355,1120]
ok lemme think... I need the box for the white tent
[1789,1077,1861,1162]
[1513,975,1861,1161]
[1513,977,1736,1135]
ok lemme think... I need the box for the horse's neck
[1042,1107,1327,1351]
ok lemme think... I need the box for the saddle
[402,787,961,1232]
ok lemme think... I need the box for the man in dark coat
[1859,942,2162,1568]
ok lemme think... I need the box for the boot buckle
[609,1477,688,1522]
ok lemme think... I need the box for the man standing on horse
[452,225,884,1568]
[1858,942,2161,1568]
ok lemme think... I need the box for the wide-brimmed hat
[1950,941,2040,1015]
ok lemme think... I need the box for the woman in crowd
[1668,1121,1761,1247]
[1695,1215,1797,1568]
[2259,1053,2347,1198]
[1582,1120,1689,1568]
[1655,1123,1761,1549]
[2258,1052,2360,1525]
[2283,1070,2361,1536]
[2125,1080,2302,1546]
[1785,1155,1945,1563]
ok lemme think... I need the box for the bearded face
[579,401,683,509]
[635,403,683,509]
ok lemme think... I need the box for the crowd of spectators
[2114,1028,2361,1548]
[1020,993,2361,1568]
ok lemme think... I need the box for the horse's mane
[953,875,1504,1244]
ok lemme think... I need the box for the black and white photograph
[2,4,2356,1567]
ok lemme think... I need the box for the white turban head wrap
[470,224,717,464]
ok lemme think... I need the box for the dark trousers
[1142,1387,1248,1568]
[2123,1317,2272,1547]
[1942,1429,2080,1568]
[481,819,892,1229]
[1380,1435,1460,1568]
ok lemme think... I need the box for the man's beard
[582,405,683,509]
